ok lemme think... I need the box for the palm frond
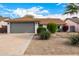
[63,3,79,15]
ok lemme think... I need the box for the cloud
[42,13,79,20]
[0,4,78,20]
[0,5,49,18]
[12,6,49,17]
[56,3,67,8]
[40,10,48,13]
[13,8,27,17]
[0,4,68,19]
[34,14,65,19]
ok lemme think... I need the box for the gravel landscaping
[24,32,79,55]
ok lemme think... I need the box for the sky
[0,3,74,19]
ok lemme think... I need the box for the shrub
[62,25,68,32]
[37,26,46,34]
[47,23,58,33]
[69,34,79,45]
[39,31,51,40]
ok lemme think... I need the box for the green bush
[37,26,46,34]
[39,31,51,40]
[69,34,79,45]
[47,23,58,33]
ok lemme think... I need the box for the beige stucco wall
[35,22,38,34]
[43,25,47,28]
[0,21,8,26]
[65,20,79,32]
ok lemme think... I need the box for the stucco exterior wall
[43,25,47,28]
[65,20,79,32]
[0,21,10,33]
[7,22,10,33]
[0,21,8,26]
[76,24,79,32]
[35,22,38,34]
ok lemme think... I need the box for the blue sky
[0,3,67,19]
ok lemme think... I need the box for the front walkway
[0,33,34,56]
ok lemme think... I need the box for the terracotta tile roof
[35,18,66,25]
[5,16,66,25]
[5,17,39,23]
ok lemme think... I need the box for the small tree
[47,23,58,33]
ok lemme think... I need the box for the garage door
[10,22,35,33]
[70,26,75,32]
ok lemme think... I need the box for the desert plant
[39,31,51,40]
[62,25,68,32]
[37,26,46,34]
[69,34,79,45]
[47,23,58,33]
[64,3,79,16]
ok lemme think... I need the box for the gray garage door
[10,22,35,33]
[70,26,75,32]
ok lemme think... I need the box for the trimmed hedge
[69,34,79,45]
[47,23,58,33]
[39,31,51,40]
[37,26,46,34]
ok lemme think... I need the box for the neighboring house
[1,15,66,33]
[65,17,79,32]
[0,17,10,33]
[0,17,9,27]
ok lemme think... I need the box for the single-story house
[0,15,66,33]
[65,17,79,32]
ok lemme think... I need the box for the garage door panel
[70,26,75,32]
[10,22,35,33]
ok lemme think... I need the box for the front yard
[24,32,79,55]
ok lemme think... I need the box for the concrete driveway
[0,33,34,56]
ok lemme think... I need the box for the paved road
[0,33,34,56]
